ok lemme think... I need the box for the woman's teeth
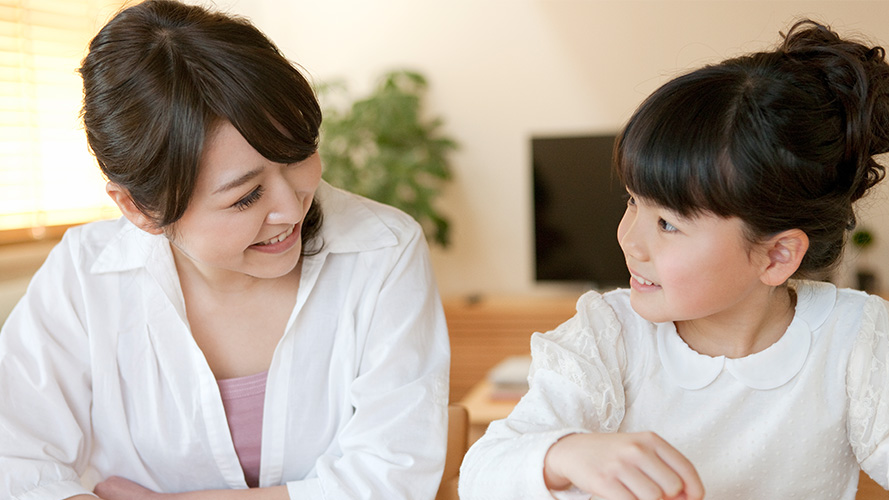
[633,274,657,286]
[257,225,294,246]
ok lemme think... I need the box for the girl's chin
[629,295,671,324]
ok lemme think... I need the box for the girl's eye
[625,194,636,207]
[233,186,264,210]
[659,218,678,232]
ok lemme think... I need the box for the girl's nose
[617,210,647,261]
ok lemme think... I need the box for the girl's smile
[617,192,777,336]
[629,270,660,290]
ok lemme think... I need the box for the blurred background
[3,0,889,325]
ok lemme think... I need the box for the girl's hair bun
[781,20,889,203]
[615,19,889,278]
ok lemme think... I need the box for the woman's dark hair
[79,0,323,251]
[615,20,889,279]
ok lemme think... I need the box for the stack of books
[487,355,532,401]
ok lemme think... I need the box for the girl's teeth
[633,275,655,286]
[258,225,294,245]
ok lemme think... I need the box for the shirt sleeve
[847,294,889,489]
[458,291,627,500]
[0,231,96,499]
[285,221,450,500]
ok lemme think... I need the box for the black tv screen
[532,135,630,289]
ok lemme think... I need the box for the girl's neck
[675,285,797,359]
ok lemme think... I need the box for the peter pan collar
[656,280,837,390]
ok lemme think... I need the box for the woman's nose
[265,177,303,225]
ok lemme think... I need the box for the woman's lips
[250,224,300,254]
[255,225,295,246]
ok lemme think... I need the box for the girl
[0,1,450,499]
[459,20,889,500]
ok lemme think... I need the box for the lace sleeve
[847,295,889,488]
[458,291,627,500]
[528,290,627,432]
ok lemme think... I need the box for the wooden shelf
[443,295,578,402]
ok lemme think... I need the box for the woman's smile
[251,223,301,254]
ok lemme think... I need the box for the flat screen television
[532,134,630,290]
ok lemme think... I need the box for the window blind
[0,0,124,237]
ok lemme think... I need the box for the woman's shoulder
[63,217,167,274]
[315,181,423,252]
[46,217,146,269]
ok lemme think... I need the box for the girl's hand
[544,431,704,500]
[94,476,159,500]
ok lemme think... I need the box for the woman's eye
[233,186,264,210]
[659,218,678,232]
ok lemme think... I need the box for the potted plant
[318,70,458,247]
[851,227,878,293]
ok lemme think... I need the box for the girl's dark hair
[615,20,889,279]
[79,0,323,250]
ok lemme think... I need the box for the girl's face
[617,192,771,325]
[167,120,322,284]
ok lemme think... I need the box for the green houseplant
[851,227,878,293]
[318,70,458,247]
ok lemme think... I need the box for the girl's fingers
[654,442,705,500]
[574,476,638,500]
[617,465,672,500]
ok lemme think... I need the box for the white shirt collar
[657,280,836,390]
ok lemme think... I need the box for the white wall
[198,0,889,298]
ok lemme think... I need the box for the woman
[0,1,450,499]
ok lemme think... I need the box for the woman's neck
[674,285,797,359]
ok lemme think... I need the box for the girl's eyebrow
[629,191,695,223]
[212,166,264,194]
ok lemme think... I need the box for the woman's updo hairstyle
[615,20,889,279]
[79,0,323,248]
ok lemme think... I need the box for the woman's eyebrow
[212,167,264,194]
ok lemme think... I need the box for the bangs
[81,0,323,232]
[615,68,748,219]
[194,29,322,164]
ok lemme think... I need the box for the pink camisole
[217,371,268,488]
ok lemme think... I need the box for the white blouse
[0,181,450,500]
[459,280,889,500]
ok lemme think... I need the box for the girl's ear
[760,229,809,286]
[105,182,164,235]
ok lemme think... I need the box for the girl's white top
[0,181,450,500]
[459,280,889,500]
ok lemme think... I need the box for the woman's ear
[105,182,164,235]
[760,229,809,286]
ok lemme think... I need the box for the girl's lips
[250,223,300,254]
[631,274,657,286]
[628,270,661,291]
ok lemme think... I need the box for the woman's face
[167,120,322,285]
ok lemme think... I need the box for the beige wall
[198,0,889,298]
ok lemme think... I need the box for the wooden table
[459,379,521,443]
